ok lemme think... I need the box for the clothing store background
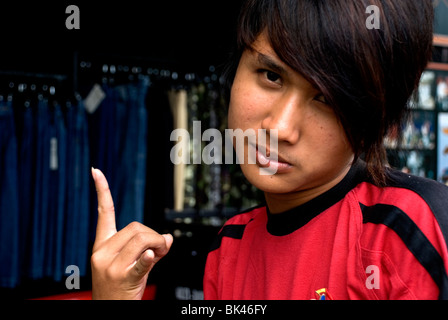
[0,0,257,299]
[1,1,448,299]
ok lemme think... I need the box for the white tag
[84,83,106,114]
[50,137,58,170]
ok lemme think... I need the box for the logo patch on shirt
[314,288,333,300]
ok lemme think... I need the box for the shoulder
[384,169,448,244]
[224,204,266,226]
[208,204,266,252]
[355,168,448,242]
[354,168,448,299]
[385,168,448,211]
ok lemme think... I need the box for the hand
[90,168,173,300]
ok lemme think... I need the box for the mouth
[254,144,293,172]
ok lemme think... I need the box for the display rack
[387,34,448,184]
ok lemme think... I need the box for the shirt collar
[266,160,367,236]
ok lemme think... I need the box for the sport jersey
[203,160,448,300]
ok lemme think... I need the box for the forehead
[249,32,283,64]
[244,32,318,91]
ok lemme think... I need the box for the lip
[255,145,293,173]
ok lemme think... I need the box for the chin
[240,164,301,194]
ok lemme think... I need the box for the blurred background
[0,0,447,300]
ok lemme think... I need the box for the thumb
[152,233,174,262]
[132,249,156,279]
[130,234,174,281]
[162,234,174,250]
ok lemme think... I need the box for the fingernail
[144,249,155,261]
[162,233,174,244]
[91,167,96,180]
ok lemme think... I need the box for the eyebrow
[256,52,287,75]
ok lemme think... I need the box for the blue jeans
[17,101,36,279]
[93,78,149,230]
[65,100,90,277]
[0,98,20,288]
[112,77,149,230]
[98,86,116,181]
[44,104,67,281]
[29,98,51,279]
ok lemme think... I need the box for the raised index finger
[92,167,117,243]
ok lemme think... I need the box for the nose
[261,93,301,145]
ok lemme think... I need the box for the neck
[264,164,352,214]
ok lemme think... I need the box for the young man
[91,0,448,299]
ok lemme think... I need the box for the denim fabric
[0,98,20,288]
[76,100,91,277]
[134,79,149,225]
[44,106,58,279]
[64,104,75,277]
[111,77,149,230]
[55,103,68,281]
[44,104,67,281]
[92,78,149,231]
[88,85,116,243]
[30,98,51,279]
[2,77,149,288]
[97,85,116,184]
[17,101,36,279]
[65,100,90,277]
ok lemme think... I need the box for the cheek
[328,119,352,150]
[323,123,353,156]
[307,114,352,155]
[227,100,239,131]
[228,87,253,130]
[228,83,268,131]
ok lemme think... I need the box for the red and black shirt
[204,161,448,299]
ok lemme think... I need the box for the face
[227,33,355,212]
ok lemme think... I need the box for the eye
[265,70,281,83]
[258,69,282,86]
[314,93,328,104]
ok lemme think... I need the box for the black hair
[223,0,434,186]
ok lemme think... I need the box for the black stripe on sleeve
[361,203,448,300]
[386,169,448,253]
[209,224,247,252]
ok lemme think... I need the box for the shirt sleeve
[356,191,448,300]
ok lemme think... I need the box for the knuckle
[98,203,115,214]
[133,232,148,244]
[90,253,100,269]
[127,221,144,232]
[132,232,150,245]
[90,251,104,269]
